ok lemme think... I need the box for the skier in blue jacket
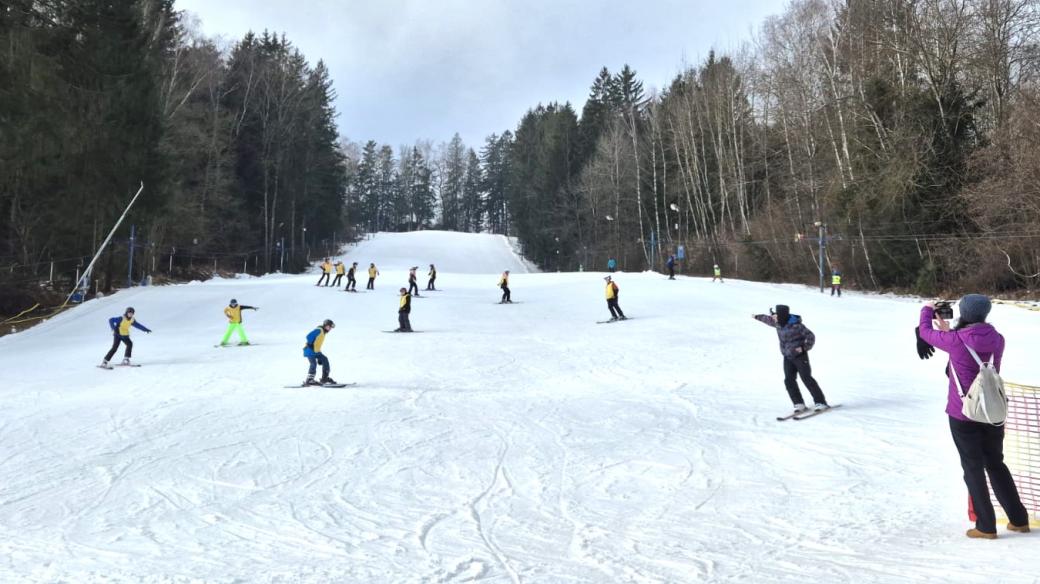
[302,319,336,386]
[100,307,151,368]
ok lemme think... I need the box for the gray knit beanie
[958,294,992,324]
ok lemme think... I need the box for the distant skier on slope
[712,264,724,283]
[100,307,151,368]
[831,268,842,297]
[666,255,676,280]
[604,275,627,321]
[316,258,332,286]
[366,263,379,290]
[498,270,511,303]
[427,264,437,291]
[302,319,337,386]
[219,298,258,346]
[345,262,358,292]
[331,261,345,288]
[408,267,420,297]
[753,304,828,414]
[394,287,413,332]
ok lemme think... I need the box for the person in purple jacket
[918,294,1030,539]
[753,304,829,414]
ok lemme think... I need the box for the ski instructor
[753,304,829,414]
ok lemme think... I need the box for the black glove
[915,326,935,360]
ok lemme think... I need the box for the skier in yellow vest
[604,275,627,321]
[366,263,379,290]
[712,264,723,282]
[831,269,842,297]
[331,261,345,287]
[316,258,332,286]
[219,299,258,346]
[394,287,413,332]
[302,319,336,385]
[99,307,152,368]
[498,270,511,303]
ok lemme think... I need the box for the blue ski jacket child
[109,315,151,337]
[303,327,327,357]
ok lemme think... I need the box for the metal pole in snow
[128,224,136,287]
[65,182,144,305]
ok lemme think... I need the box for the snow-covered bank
[1,231,1038,583]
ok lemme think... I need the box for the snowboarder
[366,263,379,290]
[316,258,332,286]
[427,264,437,291]
[607,257,617,273]
[100,307,151,368]
[713,264,724,283]
[395,287,413,332]
[408,267,420,297]
[917,295,1030,539]
[220,298,258,346]
[831,269,842,297]
[331,261,345,287]
[753,304,828,413]
[345,262,358,292]
[302,319,337,386]
[604,275,627,321]
[498,270,511,303]
[666,255,676,280]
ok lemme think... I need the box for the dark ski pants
[949,417,1029,533]
[317,273,330,286]
[427,277,435,290]
[408,282,419,295]
[366,277,375,290]
[831,285,841,297]
[607,298,625,319]
[104,335,132,362]
[307,353,330,380]
[398,312,412,332]
[331,274,343,287]
[668,266,675,279]
[347,276,357,291]
[501,286,511,303]
[782,353,826,406]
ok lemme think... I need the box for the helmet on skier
[322,319,335,330]
[125,307,135,315]
[230,299,238,307]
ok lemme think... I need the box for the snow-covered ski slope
[2,230,1039,583]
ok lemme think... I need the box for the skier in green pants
[220,299,258,346]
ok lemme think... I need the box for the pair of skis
[776,404,842,421]
[284,382,357,389]
[98,363,142,370]
[596,317,633,324]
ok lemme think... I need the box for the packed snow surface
[1,230,1038,583]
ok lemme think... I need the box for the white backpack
[950,339,1007,426]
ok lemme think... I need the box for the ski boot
[304,377,322,387]
[121,358,132,366]
[320,377,337,385]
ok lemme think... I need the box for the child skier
[666,255,676,280]
[831,269,842,297]
[302,319,336,386]
[100,307,151,368]
[712,264,724,282]
[498,270,511,303]
[220,299,258,346]
[427,264,437,291]
[367,263,379,289]
[331,261,345,287]
[753,305,829,413]
[316,258,332,286]
[345,262,358,292]
[395,287,413,332]
[604,275,627,321]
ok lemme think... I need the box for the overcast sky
[174,0,783,150]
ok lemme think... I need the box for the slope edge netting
[1003,383,1040,524]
